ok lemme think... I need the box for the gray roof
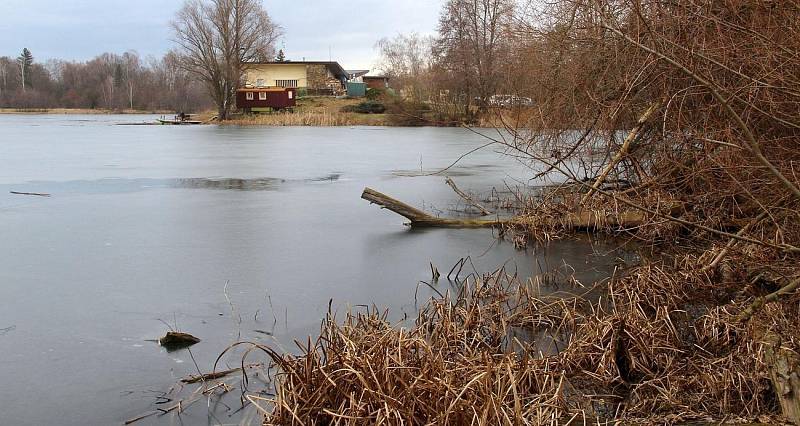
[346,69,370,79]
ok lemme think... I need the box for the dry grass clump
[560,259,780,422]
[253,272,573,424]
[245,261,795,425]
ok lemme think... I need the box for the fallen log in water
[362,187,506,228]
[361,187,647,230]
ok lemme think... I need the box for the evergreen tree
[276,49,286,62]
[16,48,33,91]
[113,63,124,88]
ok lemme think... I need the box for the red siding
[236,88,297,110]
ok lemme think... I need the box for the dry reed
[237,260,795,425]
[224,2,800,422]
[225,110,390,127]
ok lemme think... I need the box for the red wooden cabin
[236,87,297,113]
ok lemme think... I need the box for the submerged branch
[445,177,492,216]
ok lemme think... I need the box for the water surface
[0,115,620,425]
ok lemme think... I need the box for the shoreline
[0,107,453,127]
[0,101,519,129]
[0,108,175,115]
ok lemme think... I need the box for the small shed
[236,87,297,113]
[346,82,367,97]
[363,76,390,90]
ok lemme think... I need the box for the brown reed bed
[223,163,800,424]
[232,255,795,425]
[219,96,392,127]
[224,110,391,127]
[227,0,800,421]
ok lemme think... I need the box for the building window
[245,92,254,100]
[256,79,265,87]
[259,92,267,100]
[275,79,298,88]
[288,91,293,100]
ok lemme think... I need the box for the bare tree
[435,0,514,112]
[0,59,7,97]
[375,33,435,99]
[122,51,139,110]
[171,0,281,119]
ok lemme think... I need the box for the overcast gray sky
[0,0,442,70]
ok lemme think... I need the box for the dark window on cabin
[246,92,254,100]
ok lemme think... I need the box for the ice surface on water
[0,114,620,425]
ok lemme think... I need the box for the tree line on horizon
[0,0,515,117]
[0,48,212,112]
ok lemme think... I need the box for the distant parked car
[485,95,533,108]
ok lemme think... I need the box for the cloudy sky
[0,0,442,70]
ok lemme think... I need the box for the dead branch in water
[363,187,648,230]
[180,363,263,384]
[361,187,506,228]
[445,176,492,215]
[10,191,50,197]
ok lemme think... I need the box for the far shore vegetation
[0,95,525,128]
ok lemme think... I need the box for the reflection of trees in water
[309,173,341,182]
[171,174,341,191]
[173,178,281,191]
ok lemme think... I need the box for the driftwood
[10,191,50,197]
[362,187,506,228]
[180,363,262,384]
[361,187,646,230]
